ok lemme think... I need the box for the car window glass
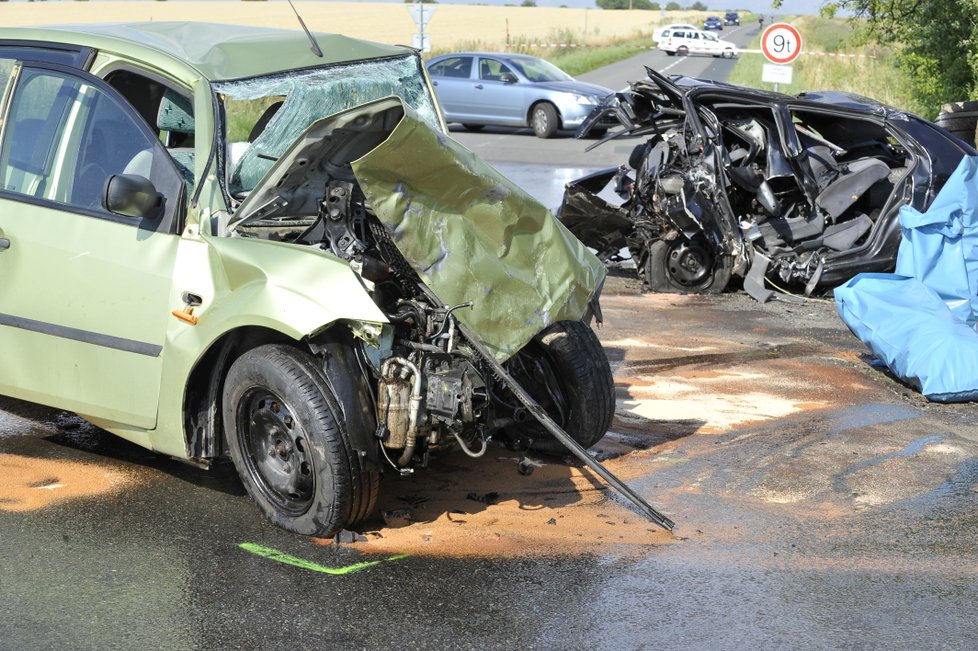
[0,66,179,218]
[0,58,14,100]
[705,34,718,42]
[429,56,472,79]
[0,45,91,68]
[479,59,515,82]
[662,30,672,37]
[506,57,572,83]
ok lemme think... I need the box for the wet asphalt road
[7,26,978,651]
[5,288,978,650]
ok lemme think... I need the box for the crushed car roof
[0,22,410,81]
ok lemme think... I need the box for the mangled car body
[0,23,619,537]
[559,68,977,299]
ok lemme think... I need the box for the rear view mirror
[103,174,164,220]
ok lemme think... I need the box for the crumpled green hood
[352,108,606,361]
[231,97,605,362]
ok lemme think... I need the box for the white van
[657,28,737,58]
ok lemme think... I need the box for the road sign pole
[760,22,802,91]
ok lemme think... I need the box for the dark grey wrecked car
[559,68,976,300]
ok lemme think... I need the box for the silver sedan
[426,52,613,138]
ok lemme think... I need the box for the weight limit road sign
[761,22,803,65]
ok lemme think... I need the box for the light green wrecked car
[0,23,614,536]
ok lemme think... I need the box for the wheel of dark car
[677,46,689,56]
[223,343,379,536]
[503,320,614,454]
[644,237,732,294]
[531,102,559,139]
[462,124,485,132]
[665,50,676,56]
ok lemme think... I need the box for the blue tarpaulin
[835,155,978,402]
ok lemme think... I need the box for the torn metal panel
[559,69,978,299]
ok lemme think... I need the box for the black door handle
[0,238,9,251]
[474,84,483,90]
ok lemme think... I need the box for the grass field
[727,15,926,117]
[0,3,709,55]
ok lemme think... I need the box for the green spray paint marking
[239,543,408,575]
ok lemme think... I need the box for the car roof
[430,52,539,62]
[0,22,410,82]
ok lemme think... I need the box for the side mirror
[499,72,518,84]
[103,174,164,220]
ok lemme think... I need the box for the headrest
[157,90,194,134]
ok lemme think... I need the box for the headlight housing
[574,94,598,106]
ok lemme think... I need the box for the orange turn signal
[171,307,198,325]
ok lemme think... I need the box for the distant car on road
[652,22,698,43]
[704,16,724,31]
[658,28,738,58]
[724,12,740,26]
[426,52,613,138]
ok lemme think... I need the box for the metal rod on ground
[459,324,676,531]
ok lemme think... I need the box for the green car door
[0,60,187,429]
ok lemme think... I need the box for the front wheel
[643,237,732,294]
[503,321,615,454]
[530,102,559,138]
[223,344,378,537]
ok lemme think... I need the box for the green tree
[596,0,660,8]
[521,0,537,5]
[689,1,707,9]
[665,1,682,9]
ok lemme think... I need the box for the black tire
[644,237,732,294]
[531,102,559,139]
[223,343,378,536]
[462,123,485,132]
[935,103,978,146]
[677,46,689,56]
[504,321,615,454]
[665,50,676,57]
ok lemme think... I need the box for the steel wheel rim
[667,240,713,287]
[534,108,549,133]
[238,388,315,515]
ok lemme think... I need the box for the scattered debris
[381,508,413,527]
[333,529,368,544]
[397,495,428,506]
[546,518,557,525]
[447,510,468,524]
[466,491,500,505]
[518,456,543,476]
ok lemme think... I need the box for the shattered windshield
[215,54,440,198]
